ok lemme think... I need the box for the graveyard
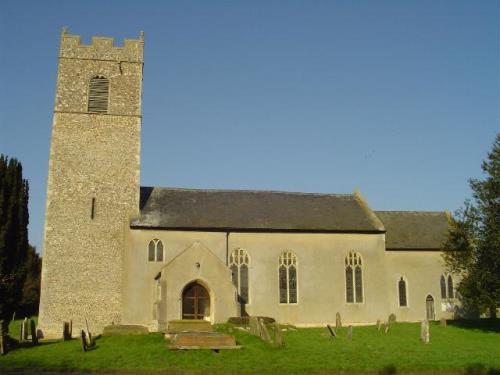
[0,317,499,374]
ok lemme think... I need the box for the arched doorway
[182,281,210,320]
[426,295,435,320]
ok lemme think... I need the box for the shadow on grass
[465,363,500,375]
[447,319,500,333]
[379,364,397,375]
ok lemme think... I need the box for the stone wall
[38,29,143,338]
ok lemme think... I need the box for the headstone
[326,324,337,338]
[63,322,72,340]
[249,316,260,336]
[335,312,342,329]
[22,318,28,341]
[388,313,396,324]
[80,330,87,351]
[376,319,382,331]
[440,318,447,327]
[0,320,6,355]
[30,319,38,345]
[258,318,272,343]
[347,325,353,340]
[273,322,284,347]
[420,320,429,343]
[384,324,390,334]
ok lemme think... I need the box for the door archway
[182,281,210,320]
[426,295,435,320]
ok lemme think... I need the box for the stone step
[169,332,239,350]
[167,319,213,333]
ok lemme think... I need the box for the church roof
[375,211,449,250]
[131,187,386,233]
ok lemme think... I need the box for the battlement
[59,27,144,63]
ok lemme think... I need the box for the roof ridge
[141,185,354,198]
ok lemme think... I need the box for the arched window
[440,274,455,300]
[345,251,363,303]
[398,277,408,307]
[279,252,298,304]
[88,75,109,113]
[440,274,447,299]
[148,239,163,262]
[447,275,454,299]
[229,249,250,303]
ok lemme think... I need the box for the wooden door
[182,282,210,320]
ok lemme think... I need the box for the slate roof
[375,211,449,250]
[131,187,385,232]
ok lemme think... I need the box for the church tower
[38,28,144,338]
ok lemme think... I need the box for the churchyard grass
[1,319,499,374]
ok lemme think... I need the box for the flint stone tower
[38,28,144,338]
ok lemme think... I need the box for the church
[38,30,456,338]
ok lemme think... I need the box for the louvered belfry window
[88,76,109,113]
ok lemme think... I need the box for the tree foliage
[443,134,500,318]
[0,154,40,326]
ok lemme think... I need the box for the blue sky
[0,1,498,253]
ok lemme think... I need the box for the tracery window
[88,75,109,113]
[345,251,363,303]
[279,252,298,304]
[148,239,164,262]
[229,248,250,303]
[440,274,454,300]
[398,277,408,307]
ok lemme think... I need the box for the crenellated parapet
[59,27,144,63]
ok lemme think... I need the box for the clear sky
[0,1,498,254]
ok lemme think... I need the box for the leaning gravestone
[388,313,396,324]
[326,324,337,338]
[347,325,353,340]
[384,324,390,334]
[258,318,272,344]
[376,319,382,331]
[249,316,260,336]
[335,312,342,329]
[273,322,285,347]
[420,320,429,343]
[440,318,447,328]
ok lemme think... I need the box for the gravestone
[440,318,447,327]
[30,319,38,345]
[0,320,6,355]
[384,324,390,334]
[258,318,272,343]
[347,325,353,340]
[335,312,342,329]
[388,313,396,324]
[326,324,337,338]
[80,330,87,351]
[273,322,284,347]
[20,318,29,342]
[420,320,429,343]
[376,319,382,331]
[249,316,260,336]
[63,321,72,340]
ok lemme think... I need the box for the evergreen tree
[443,134,500,318]
[0,154,32,326]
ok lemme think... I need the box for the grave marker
[420,320,430,343]
[335,312,342,329]
[347,325,353,340]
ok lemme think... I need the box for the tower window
[88,76,109,113]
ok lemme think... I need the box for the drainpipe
[226,232,229,266]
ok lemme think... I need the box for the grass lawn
[1,320,499,374]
